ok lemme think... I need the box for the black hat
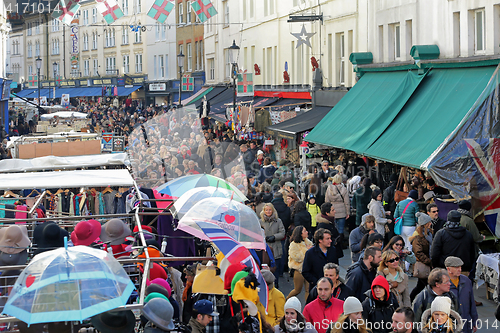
[33,222,69,255]
[447,210,462,223]
[458,200,472,211]
[91,310,136,333]
[0,249,28,266]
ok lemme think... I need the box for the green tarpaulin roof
[306,66,496,169]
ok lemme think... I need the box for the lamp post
[228,40,240,119]
[52,62,57,103]
[177,51,185,107]
[35,56,42,107]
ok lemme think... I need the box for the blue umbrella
[2,240,135,324]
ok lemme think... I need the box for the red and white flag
[52,0,81,26]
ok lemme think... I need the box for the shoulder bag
[413,261,431,279]
[394,167,410,203]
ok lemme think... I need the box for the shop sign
[112,137,125,152]
[264,140,274,145]
[150,83,166,91]
[301,146,310,155]
[102,133,113,152]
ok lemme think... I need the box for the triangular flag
[147,0,174,24]
[95,0,124,24]
[52,0,81,26]
[191,0,217,23]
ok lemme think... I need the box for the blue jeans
[336,218,346,234]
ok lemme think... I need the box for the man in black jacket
[345,246,382,301]
[427,203,446,234]
[383,173,398,215]
[431,210,476,272]
[271,192,291,230]
[302,229,338,291]
[239,143,255,176]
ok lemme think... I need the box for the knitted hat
[284,297,302,315]
[261,270,275,286]
[343,297,363,315]
[447,210,461,223]
[431,296,452,315]
[416,212,432,226]
[458,200,472,211]
[408,190,418,200]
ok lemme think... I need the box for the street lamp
[35,56,42,107]
[177,50,185,107]
[228,40,240,119]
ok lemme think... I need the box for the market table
[475,253,500,302]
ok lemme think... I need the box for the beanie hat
[372,189,382,200]
[343,297,363,315]
[284,297,302,315]
[371,275,390,301]
[261,270,275,286]
[408,190,418,200]
[458,200,472,211]
[431,296,452,316]
[447,210,461,223]
[224,263,246,291]
[362,178,372,187]
[416,212,432,226]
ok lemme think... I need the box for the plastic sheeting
[424,65,500,210]
[0,153,129,173]
[0,169,135,189]
[40,111,88,120]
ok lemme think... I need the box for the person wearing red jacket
[303,277,344,333]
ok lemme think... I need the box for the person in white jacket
[367,189,392,236]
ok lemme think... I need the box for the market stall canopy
[266,106,333,140]
[0,169,134,189]
[306,64,497,169]
[40,111,88,120]
[267,98,311,111]
[0,153,129,173]
[182,86,211,106]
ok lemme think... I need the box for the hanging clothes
[254,108,272,131]
[15,205,28,223]
[103,190,118,214]
[0,199,18,219]
[157,214,196,267]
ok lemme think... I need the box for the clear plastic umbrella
[177,197,265,250]
[171,186,246,219]
[2,242,135,324]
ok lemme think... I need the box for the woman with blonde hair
[421,297,463,333]
[325,173,350,234]
[327,297,371,333]
[377,250,411,307]
[260,203,286,287]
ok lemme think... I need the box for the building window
[52,19,60,31]
[56,39,60,54]
[92,8,97,23]
[27,22,32,36]
[156,23,160,41]
[162,23,167,40]
[28,65,33,75]
[83,34,89,51]
[83,10,88,25]
[134,0,141,13]
[135,30,142,43]
[225,49,231,79]
[122,27,129,45]
[160,55,165,77]
[111,29,115,46]
[337,32,345,85]
[224,0,229,26]
[92,32,98,49]
[250,0,254,17]
[122,0,129,15]
[84,60,90,76]
[123,55,130,74]
[394,23,401,59]
[187,1,192,23]
[475,9,485,52]
[135,54,143,73]
[93,59,99,76]
[154,55,157,78]
[200,41,204,70]
[27,43,32,58]
[195,41,199,70]
[35,41,40,56]
[35,21,40,34]
[187,43,192,71]
[179,2,184,24]
[106,57,116,72]
[208,58,215,80]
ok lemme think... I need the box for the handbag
[394,200,412,235]
[413,261,431,279]
[394,167,410,203]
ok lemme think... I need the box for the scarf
[263,213,277,223]
[457,208,472,218]
[182,280,192,302]
[284,321,301,333]
[445,221,461,228]
[321,214,336,224]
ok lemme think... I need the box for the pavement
[276,249,499,332]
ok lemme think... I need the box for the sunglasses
[431,210,439,213]
[394,243,403,247]
[387,257,400,263]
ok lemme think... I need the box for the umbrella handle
[64,236,68,250]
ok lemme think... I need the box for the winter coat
[303,297,344,333]
[377,267,411,307]
[409,232,432,266]
[260,214,286,259]
[420,307,463,333]
[294,210,312,230]
[412,285,459,322]
[271,197,292,230]
[382,182,397,215]
[352,186,372,226]
[345,259,376,301]
[430,226,476,271]
[325,184,350,219]
[449,275,478,333]
[265,287,286,327]
[459,210,482,259]
[274,320,318,333]
[349,225,369,262]
[368,199,389,236]
[307,203,321,228]
[288,238,313,272]
[259,164,277,184]
[242,150,255,172]
[394,198,419,227]
[361,276,399,333]
[302,244,339,288]
[316,214,344,259]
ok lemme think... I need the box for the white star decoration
[291,24,316,48]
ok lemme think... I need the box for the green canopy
[186,87,213,106]
[305,71,426,153]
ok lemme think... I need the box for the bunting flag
[191,0,217,23]
[147,0,174,24]
[52,0,81,26]
[237,72,253,94]
[95,0,124,24]
[182,74,194,92]
[28,75,38,88]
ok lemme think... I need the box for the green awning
[305,71,426,153]
[364,66,496,168]
[186,87,213,106]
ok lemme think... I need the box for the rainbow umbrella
[156,174,248,199]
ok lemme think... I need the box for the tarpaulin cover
[266,106,332,136]
[423,65,500,217]
[0,153,128,173]
[0,169,134,189]
[183,87,212,106]
[306,71,426,153]
[40,111,88,120]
